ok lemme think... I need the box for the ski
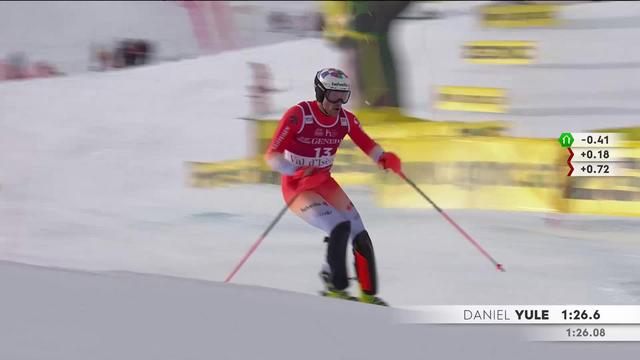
[318,290,389,306]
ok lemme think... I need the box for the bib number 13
[314,147,332,158]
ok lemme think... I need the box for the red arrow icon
[567,148,574,176]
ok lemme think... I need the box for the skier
[264,68,402,305]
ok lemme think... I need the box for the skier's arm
[348,116,402,174]
[347,116,384,162]
[264,106,303,175]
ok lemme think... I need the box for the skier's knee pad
[353,230,378,295]
[326,221,351,290]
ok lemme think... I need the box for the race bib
[284,151,334,168]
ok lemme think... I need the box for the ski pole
[397,170,505,272]
[224,193,299,283]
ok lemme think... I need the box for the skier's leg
[313,177,365,237]
[285,190,352,290]
[314,177,380,296]
[324,220,351,290]
[286,190,349,234]
[352,230,378,295]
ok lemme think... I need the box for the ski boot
[322,289,358,301]
[359,293,389,306]
[319,224,358,301]
[319,269,357,301]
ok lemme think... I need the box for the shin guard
[353,230,378,295]
[326,221,351,290]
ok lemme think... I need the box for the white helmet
[314,68,351,103]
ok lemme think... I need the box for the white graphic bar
[526,325,640,342]
[571,133,624,148]
[569,147,629,162]
[569,161,628,177]
[399,305,640,324]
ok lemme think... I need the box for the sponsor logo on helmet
[327,82,349,91]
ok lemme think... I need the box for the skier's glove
[377,152,402,174]
[296,170,330,194]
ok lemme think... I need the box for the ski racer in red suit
[264,68,402,305]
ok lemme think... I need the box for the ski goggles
[325,90,351,104]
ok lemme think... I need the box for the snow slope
[5,260,639,360]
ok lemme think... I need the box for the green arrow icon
[559,132,574,148]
